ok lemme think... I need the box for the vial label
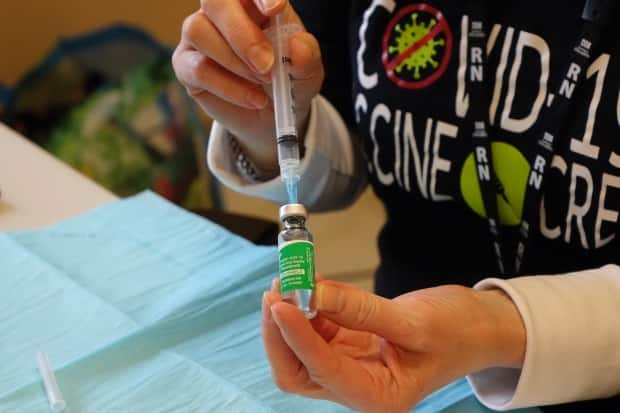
[278,240,315,292]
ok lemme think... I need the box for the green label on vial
[278,240,315,293]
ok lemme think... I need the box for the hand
[172,0,324,170]
[261,280,525,413]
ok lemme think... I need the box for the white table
[0,123,117,231]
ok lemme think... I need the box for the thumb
[288,32,324,105]
[316,282,417,344]
[253,0,287,15]
[269,4,323,109]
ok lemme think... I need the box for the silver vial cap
[279,203,308,221]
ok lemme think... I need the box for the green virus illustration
[389,13,445,79]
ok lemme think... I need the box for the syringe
[265,15,302,204]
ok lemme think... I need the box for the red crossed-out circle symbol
[382,4,453,89]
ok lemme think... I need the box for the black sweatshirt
[288,0,620,411]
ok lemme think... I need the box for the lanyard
[466,0,616,276]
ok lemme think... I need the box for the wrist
[228,102,311,174]
[474,289,526,369]
[232,132,279,173]
[228,133,280,182]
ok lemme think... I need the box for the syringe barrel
[265,17,302,139]
[277,138,300,176]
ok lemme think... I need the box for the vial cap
[279,203,308,221]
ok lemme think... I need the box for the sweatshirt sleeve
[467,264,620,410]
[207,95,368,211]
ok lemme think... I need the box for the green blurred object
[47,57,204,206]
[1,25,217,210]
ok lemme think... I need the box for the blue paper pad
[0,192,540,412]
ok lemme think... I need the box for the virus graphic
[388,13,445,79]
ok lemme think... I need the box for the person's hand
[261,279,525,413]
[172,0,324,170]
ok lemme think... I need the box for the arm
[468,264,620,410]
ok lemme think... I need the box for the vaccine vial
[277,203,317,319]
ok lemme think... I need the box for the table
[0,122,116,231]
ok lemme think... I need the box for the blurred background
[0,0,384,289]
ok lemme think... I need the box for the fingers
[174,49,268,110]
[316,281,419,347]
[173,0,323,139]
[264,285,388,410]
[262,291,339,400]
[269,276,340,342]
[289,32,323,82]
[181,11,269,84]
[270,300,379,410]
[270,301,342,386]
[310,315,340,343]
[288,32,324,106]
[188,87,274,137]
[201,0,277,75]
[252,0,287,14]
[261,291,311,391]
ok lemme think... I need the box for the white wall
[0,0,195,86]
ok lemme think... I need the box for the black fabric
[541,396,620,413]
[295,0,620,410]
[291,0,355,126]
